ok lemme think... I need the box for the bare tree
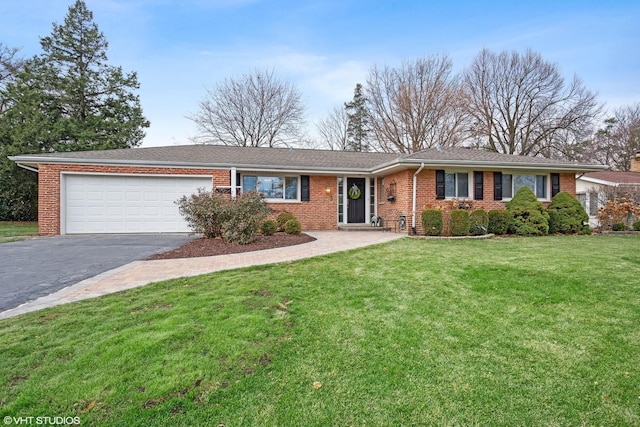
[316,105,349,150]
[463,48,600,157]
[189,68,306,147]
[590,103,640,170]
[0,44,25,114]
[366,54,468,153]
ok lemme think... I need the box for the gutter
[411,163,425,233]
[15,163,40,173]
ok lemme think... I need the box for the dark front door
[347,178,366,223]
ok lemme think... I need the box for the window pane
[258,176,283,199]
[457,173,469,198]
[445,173,456,198]
[243,176,257,193]
[514,175,535,195]
[285,177,298,200]
[589,192,599,216]
[502,174,512,198]
[536,175,546,198]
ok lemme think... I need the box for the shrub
[176,188,230,238]
[506,187,549,236]
[176,189,269,244]
[261,220,277,236]
[547,192,589,234]
[421,209,443,236]
[488,210,509,235]
[469,209,489,236]
[634,221,640,231]
[276,212,297,231]
[222,191,271,244]
[449,210,470,236]
[284,218,302,235]
[612,222,627,231]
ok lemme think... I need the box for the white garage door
[64,174,212,234]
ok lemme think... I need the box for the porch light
[325,186,331,194]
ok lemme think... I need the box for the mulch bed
[146,233,316,260]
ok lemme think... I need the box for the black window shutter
[493,172,503,200]
[551,173,560,197]
[474,171,484,200]
[435,170,445,200]
[301,175,310,201]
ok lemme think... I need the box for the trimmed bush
[284,218,302,235]
[612,222,627,231]
[276,212,297,231]
[547,192,589,234]
[450,210,470,236]
[488,209,509,235]
[469,209,489,236]
[634,221,640,231]
[421,209,443,236]
[176,188,230,238]
[506,187,549,236]
[261,220,277,236]
[176,189,269,244]
[221,191,271,244]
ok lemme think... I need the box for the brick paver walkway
[0,231,403,319]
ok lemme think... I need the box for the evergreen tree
[344,83,371,151]
[0,0,149,220]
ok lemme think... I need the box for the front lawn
[0,221,38,243]
[1,236,639,426]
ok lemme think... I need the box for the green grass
[1,236,639,426]
[0,221,38,243]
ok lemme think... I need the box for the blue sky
[1,0,638,147]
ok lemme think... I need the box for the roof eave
[8,156,375,175]
[377,158,608,173]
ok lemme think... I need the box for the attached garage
[62,174,212,234]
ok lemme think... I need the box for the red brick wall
[37,164,229,236]
[378,169,577,235]
[267,175,338,230]
[37,163,577,236]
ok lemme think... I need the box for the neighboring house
[10,145,606,236]
[576,170,640,227]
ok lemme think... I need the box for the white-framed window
[445,172,470,198]
[500,174,548,199]
[242,175,299,201]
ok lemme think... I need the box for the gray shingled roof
[581,171,640,185]
[10,144,606,173]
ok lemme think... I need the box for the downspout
[412,163,425,234]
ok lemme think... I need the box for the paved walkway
[0,231,404,320]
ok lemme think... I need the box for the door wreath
[348,183,361,200]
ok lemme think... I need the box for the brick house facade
[10,145,605,236]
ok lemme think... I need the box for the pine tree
[4,0,149,153]
[0,0,150,219]
[344,83,371,151]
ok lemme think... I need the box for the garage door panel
[64,174,211,234]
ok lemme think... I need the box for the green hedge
[469,209,489,236]
[261,219,277,236]
[488,210,509,235]
[421,209,443,236]
[506,187,549,236]
[276,212,297,231]
[284,218,302,235]
[547,192,589,234]
[450,210,470,236]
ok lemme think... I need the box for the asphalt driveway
[0,234,195,313]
